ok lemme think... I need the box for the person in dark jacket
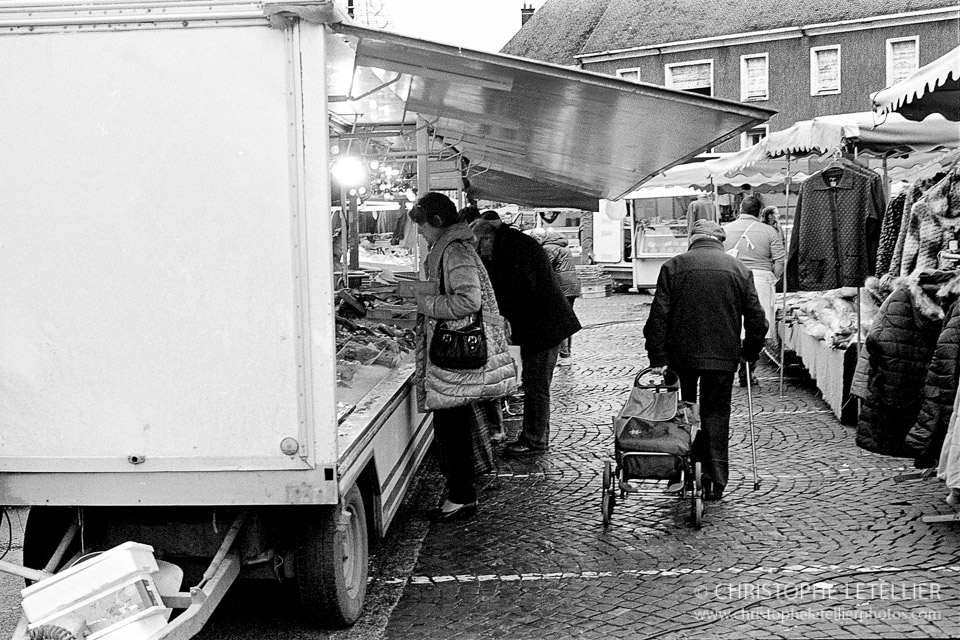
[529,227,582,365]
[643,219,768,500]
[471,218,582,456]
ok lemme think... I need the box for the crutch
[744,361,761,490]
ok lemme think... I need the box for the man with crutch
[643,220,768,500]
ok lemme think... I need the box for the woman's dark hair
[480,210,501,221]
[408,192,459,228]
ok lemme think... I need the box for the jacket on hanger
[875,191,908,277]
[896,169,960,276]
[905,273,960,467]
[855,270,952,457]
[786,165,885,291]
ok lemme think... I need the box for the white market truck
[0,2,433,636]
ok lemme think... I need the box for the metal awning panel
[327,22,774,203]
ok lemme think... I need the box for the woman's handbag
[429,310,488,369]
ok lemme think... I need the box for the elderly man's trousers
[675,368,735,489]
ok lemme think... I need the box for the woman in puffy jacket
[529,227,581,364]
[410,193,516,521]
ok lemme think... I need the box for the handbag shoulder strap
[733,221,758,246]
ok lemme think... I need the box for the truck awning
[318,18,774,208]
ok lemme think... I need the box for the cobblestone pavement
[1,293,958,640]
[377,293,960,640]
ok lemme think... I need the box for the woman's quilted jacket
[413,223,517,412]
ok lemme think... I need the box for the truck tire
[295,484,369,628]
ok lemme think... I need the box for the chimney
[521,2,535,26]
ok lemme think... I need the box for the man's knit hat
[690,219,726,242]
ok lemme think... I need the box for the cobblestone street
[1,292,957,640]
[376,292,960,639]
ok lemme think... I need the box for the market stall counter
[775,288,879,424]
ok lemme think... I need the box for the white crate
[21,541,165,637]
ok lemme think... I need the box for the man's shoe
[504,441,547,457]
[556,356,572,367]
[427,501,478,522]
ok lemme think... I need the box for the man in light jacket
[723,195,785,387]
[644,219,768,500]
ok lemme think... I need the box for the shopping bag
[613,368,699,456]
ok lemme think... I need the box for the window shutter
[670,63,711,90]
[744,56,767,100]
[890,40,918,84]
[815,48,839,93]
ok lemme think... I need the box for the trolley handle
[634,367,680,392]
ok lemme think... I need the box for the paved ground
[1,292,958,639]
[376,292,960,639]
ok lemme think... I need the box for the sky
[361,0,547,53]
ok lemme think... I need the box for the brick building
[503,0,959,151]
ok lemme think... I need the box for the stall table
[780,321,859,425]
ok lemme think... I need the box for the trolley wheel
[295,483,369,628]
[691,462,703,529]
[601,460,615,525]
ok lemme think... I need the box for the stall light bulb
[359,187,367,195]
[369,160,380,170]
[349,188,357,196]
[332,156,366,186]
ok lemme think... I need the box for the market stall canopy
[872,45,960,122]
[274,3,774,209]
[637,155,814,195]
[705,111,960,175]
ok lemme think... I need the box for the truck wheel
[295,484,369,628]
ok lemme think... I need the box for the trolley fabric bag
[613,368,700,478]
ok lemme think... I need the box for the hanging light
[332,156,367,187]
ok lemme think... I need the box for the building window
[740,125,769,150]
[810,45,841,95]
[617,68,640,82]
[886,37,919,86]
[740,54,769,101]
[665,60,713,96]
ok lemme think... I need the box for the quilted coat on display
[855,270,953,457]
[904,274,960,468]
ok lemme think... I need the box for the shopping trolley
[601,368,704,528]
